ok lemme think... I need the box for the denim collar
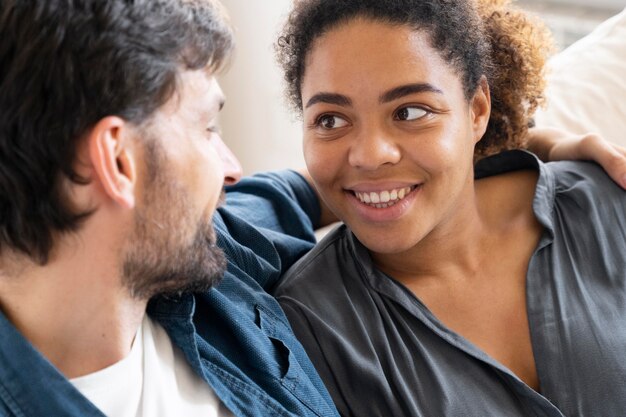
[0,310,105,416]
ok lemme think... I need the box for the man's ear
[470,76,491,144]
[87,116,137,209]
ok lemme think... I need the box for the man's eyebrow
[379,83,443,104]
[305,93,352,109]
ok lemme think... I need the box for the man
[0,1,336,416]
[0,1,624,417]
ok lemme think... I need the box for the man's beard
[120,141,227,300]
[122,213,226,300]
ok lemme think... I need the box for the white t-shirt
[70,316,234,417]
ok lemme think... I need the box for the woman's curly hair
[476,0,553,159]
[276,0,553,160]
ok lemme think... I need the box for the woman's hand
[526,127,626,189]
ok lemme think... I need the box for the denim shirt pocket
[255,304,338,417]
[255,304,300,389]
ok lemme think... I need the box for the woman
[272,0,626,416]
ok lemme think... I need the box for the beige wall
[218,0,305,175]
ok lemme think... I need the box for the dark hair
[0,0,234,264]
[276,0,552,159]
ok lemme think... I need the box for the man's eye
[395,107,428,121]
[316,115,349,129]
[207,126,221,135]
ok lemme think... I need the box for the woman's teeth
[355,186,415,208]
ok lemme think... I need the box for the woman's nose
[348,128,401,170]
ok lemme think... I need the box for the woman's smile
[345,184,422,222]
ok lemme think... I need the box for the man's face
[122,70,242,299]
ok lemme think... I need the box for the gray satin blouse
[273,150,626,417]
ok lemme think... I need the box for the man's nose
[212,135,243,185]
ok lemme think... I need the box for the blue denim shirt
[0,170,339,417]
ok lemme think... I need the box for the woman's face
[301,18,490,255]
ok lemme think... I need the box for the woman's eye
[395,107,428,121]
[316,114,349,129]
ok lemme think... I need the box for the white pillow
[534,8,626,146]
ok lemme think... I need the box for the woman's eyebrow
[304,83,442,108]
[305,92,352,109]
[379,83,443,103]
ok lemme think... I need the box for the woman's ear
[470,76,491,144]
[86,116,137,209]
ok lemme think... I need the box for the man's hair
[0,0,234,264]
